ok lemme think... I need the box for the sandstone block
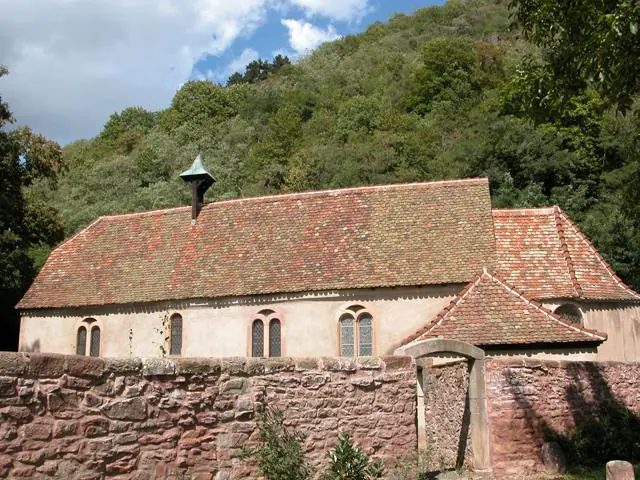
[350,374,374,388]
[357,357,382,370]
[235,396,254,420]
[0,352,29,376]
[53,420,78,438]
[142,358,175,376]
[81,416,110,437]
[606,460,635,480]
[244,359,266,375]
[27,353,65,377]
[11,466,36,477]
[263,357,295,373]
[102,397,147,421]
[382,356,412,371]
[175,358,221,376]
[322,357,357,372]
[104,358,142,375]
[22,421,52,441]
[221,357,246,375]
[295,357,319,371]
[82,391,104,410]
[0,377,15,397]
[221,378,247,394]
[65,355,105,379]
[541,441,567,474]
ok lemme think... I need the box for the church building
[17,158,640,361]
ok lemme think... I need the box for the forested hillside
[24,0,640,300]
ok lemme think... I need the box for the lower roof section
[401,270,608,348]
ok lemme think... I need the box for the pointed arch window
[76,326,87,356]
[252,319,265,357]
[269,319,281,357]
[170,314,183,355]
[89,326,101,357]
[251,309,283,357]
[339,305,375,357]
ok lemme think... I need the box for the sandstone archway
[395,339,491,474]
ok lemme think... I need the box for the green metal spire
[180,154,215,224]
[180,154,214,182]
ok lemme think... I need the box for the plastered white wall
[19,285,461,358]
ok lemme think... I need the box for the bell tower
[179,154,215,224]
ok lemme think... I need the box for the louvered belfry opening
[179,154,215,224]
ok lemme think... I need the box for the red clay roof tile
[401,269,608,347]
[493,207,640,301]
[18,179,496,309]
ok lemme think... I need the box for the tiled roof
[18,179,496,309]
[493,207,640,301]
[401,270,608,347]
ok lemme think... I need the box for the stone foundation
[0,353,416,479]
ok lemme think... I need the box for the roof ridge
[558,210,640,301]
[96,178,490,222]
[553,206,582,297]
[492,207,556,216]
[398,268,489,346]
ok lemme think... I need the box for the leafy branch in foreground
[241,407,310,480]
[325,433,384,480]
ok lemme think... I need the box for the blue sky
[195,0,442,84]
[0,0,443,144]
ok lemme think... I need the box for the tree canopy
[1,67,65,350]
[8,0,640,350]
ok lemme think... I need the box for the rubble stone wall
[423,360,472,471]
[0,352,416,479]
[485,358,640,476]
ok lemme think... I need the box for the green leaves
[325,434,384,480]
[250,408,310,480]
[509,0,640,112]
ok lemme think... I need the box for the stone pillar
[468,358,491,473]
[606,460,635,480]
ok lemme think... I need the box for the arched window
[339,305,374,357]
[76,326,87,356]
[339,314,355,356]
[554,304,583,325]
[170,314,183,355]
[269,319,281,357]
[358,313,373,356]
[89,326,101,357]
[250,310,283,357]
[252,320,264,357]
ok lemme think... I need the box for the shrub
[325,433,384,480]
[248,408,310,480]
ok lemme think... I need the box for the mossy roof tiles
[18,179,496,309]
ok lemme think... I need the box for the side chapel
[17,157,640,362]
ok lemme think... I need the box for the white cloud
[0,0,366,143]
[288,0,370,21]
[281,19,340,55]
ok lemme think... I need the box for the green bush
[247,408,310,480]
[556,404,640,467]
[325,433,384,480]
